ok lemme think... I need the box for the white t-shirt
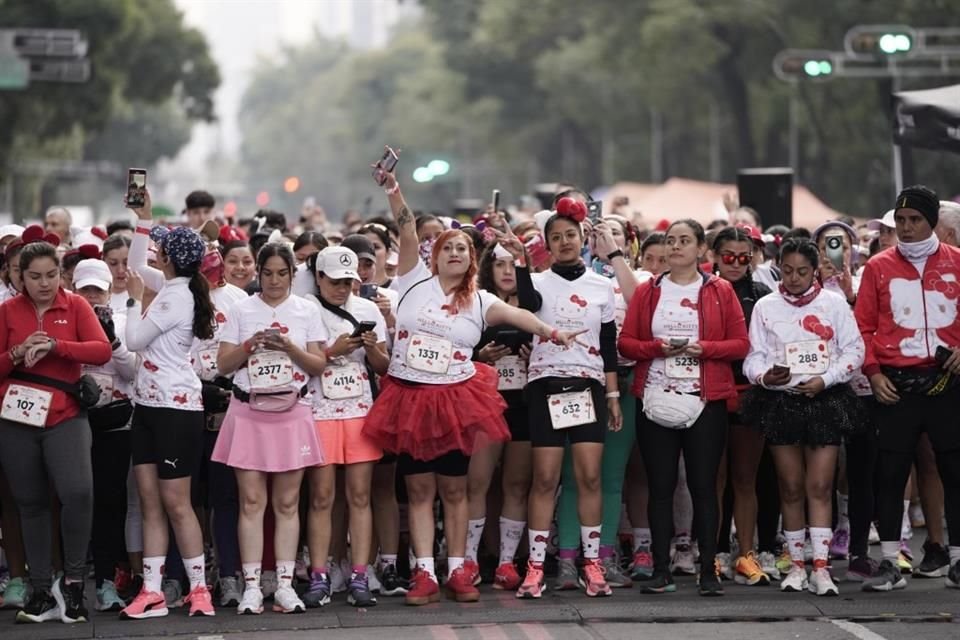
[528,269,616,384]
[613,270,653,368]
[129,278,204,410]
[191,283,248,381]
[388,261,500,385]
[644,277,703,394]
[220,293,328,395]
[307,294,387,420]
[110,291,128,316]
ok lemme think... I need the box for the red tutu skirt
[362,363,509,461]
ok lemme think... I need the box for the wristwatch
[607,250,624,261]
[126,298,137,308]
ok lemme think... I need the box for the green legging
[556,375,636,551]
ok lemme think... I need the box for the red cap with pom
[555,197,588,223]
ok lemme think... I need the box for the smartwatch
[126,298,137,308]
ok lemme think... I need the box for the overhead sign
[0,53,29,89]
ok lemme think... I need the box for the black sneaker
[947,560,960,589]
[346,572,377,607]
[915,541,950,578]
[378,564,408,596]
[52,577,88,624]
[861,559,907,592]
[698,571,725,597]
[15,590,60,624]
[640,571,676,594]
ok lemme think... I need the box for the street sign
[0,29,88,58]
[28,58,90,83]
[0,53,29,89]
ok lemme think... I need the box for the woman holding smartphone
[619,219,749,597]
[518,198,621,600]
[121,195,218,620]
[212,243,328,615]
[361,168,582,606]
[301,245,389,609]
[742,238,865,596]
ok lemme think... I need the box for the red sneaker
[184,585,216,617]
[445,566,480,602]
[119,589,168,620]
[405,568,440,606]
[516,561,545,599]
[463,559,482,586]
[493,562,522,591]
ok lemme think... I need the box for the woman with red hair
[362,168,582,606]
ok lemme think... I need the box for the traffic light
[412,159,451,183]
[845,25,915,57]
[773,50,837,81]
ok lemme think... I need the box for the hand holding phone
[359,284,379,300]
[126,168,147,209]
[372,146,400,186]
[350,321,377,339]
[764,363,792,386]
[669,337,689,348]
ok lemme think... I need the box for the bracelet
[549,328,559,343]
[514,256,527,269]
[607,249,624,261]
[605,391,620,399]
[385,183,401,196]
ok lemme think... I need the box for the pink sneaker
[580,559,612,597]
[120,589,168,620]
[184,586,215,617]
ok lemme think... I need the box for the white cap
[315,246,361,281]
[533,209,553,234]
[72,259,112,291]
[72,228,105,249]
[0,224,24,241]
[867,210,895,231]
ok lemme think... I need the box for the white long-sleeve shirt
[743,288,864,391]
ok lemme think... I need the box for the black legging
[638,401,728,577]
[844,399,877,559]
[92,429,131,586]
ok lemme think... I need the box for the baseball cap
[73,259,112,291]
[341,234,376,262]
[0,224,25,241]
[867,210,895,231]
[314,246,361,281]
[735,223,765,248]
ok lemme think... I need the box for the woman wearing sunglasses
[711,226,779,586]
[742,238,865,596]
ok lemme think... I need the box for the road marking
[830,619,889,640]
[477,624,510,640]
[518,622,553,640]
[430,625,459,640]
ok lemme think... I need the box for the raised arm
[380,171,419,278]
[127,188,165,291]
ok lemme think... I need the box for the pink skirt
[212,399,324,472]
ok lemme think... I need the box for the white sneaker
[328,559,347,594]
[260,570,277,600]
[237,587,263,615]
[670,544,697,576]
[715,553,734,581]
[366,565,382,593]
[808,567,839,596]
[868,523,880,545]
[271,585,305,614]
[758,551,780,580]
[780,565,808,592]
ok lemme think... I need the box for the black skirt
[740,384,867,447]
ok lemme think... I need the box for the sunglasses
[719,252,752,266]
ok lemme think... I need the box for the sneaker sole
[780,583,807,592]
[380,587,409,596]
[914,566,948,578]
[861,579,907,592]
[120,606,169,620]
[189,608,216,617]
[347,594,377,607]
[734,574,770,586]
[405,592,441,605]
[946,578,960,589]
[272,604,305,614]
[445,589,480,603]
[238,606,264,615]
[641,585,676,594]
[15,609,61,624]
[303,595,332,608]
[516,586,544,599]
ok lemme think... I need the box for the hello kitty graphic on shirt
[888,273,958,359]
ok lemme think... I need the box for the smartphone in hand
[669,337,689,348]
[359,283,379,300]
[372,147,400,186]
[350,321,377,339]
[126,168,147,208]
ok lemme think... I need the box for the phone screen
[351,321,377,338]
[587,200,602,223]
[492,189,500,212]
[359,283,379,300]
[126,168,147,208]
[372,148,399,186]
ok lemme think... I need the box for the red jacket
[0,289,111,427]
[855,243,960,377]
[618,272,749,401]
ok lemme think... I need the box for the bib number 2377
[248,351,294,388]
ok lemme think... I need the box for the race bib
[197,348,219,380]
[665,355,701,379]
[1,384,52,427]
[785,340,829,375]
[406,334,452,374]
[548,389,595,430]
[87,372,114,407]
[321,362,365,399]
[497,355,527,391]
[247,351,294,388]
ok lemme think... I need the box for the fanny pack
[9,370,101,409]
[642,387,705,429]
[881,366,956,396]
[233,385,306,413]
[87,400,134,433]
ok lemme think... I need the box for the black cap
[341,234,376,262]
[895,184,940,228]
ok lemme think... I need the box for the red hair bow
[21,224,60,247]
[555,197,587,223]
